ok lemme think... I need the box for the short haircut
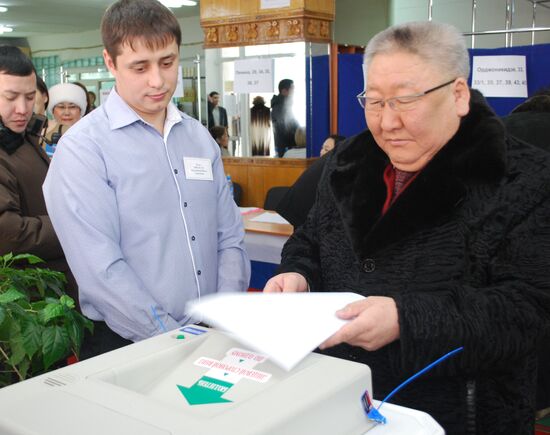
[209,125,227,141]
[364,21,469,83]
[209,91,219,98]
[532,87,550,98]
[0,45,36,77]
[36,75,49,110]
[328,134,345,145]
[101,0,181,65]
[511,95,550,114]
[278,79,294,93]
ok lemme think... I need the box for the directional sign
[178,376,233,405]
[176,348,272,406]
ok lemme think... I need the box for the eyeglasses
[54,104,80,112]
[357,78,457,112]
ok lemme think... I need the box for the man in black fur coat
[265,22,550,435]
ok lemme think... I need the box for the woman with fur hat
[45,82,87,143]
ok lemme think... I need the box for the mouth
[385,138,410,145]
[148,92,168,101]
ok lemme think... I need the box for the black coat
[271,94,298,157]
[501,110,550,412]
[502,111,550,153]
[207,102,228,128]
[279,91,550,435]
[276,154,328,228]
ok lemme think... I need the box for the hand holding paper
[187,292,365,371]
[319,296,400,351]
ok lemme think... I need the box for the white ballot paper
[187,292,365,371]
[250,212,290,225]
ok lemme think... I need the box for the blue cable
[366,346,464,424]
[151,305,168,333]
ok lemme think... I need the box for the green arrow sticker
[178,376,234,405]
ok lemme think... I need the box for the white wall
[29,1,550,60]
[390,0,550,48]
[28,15,205,61]
[335,0,390,46]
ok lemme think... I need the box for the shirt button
[191,236,196,241]
[362,258,375,273]
[184,202,187,207]
[197,270,202,276]
[174,169,178,174]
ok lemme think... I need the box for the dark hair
[0,45,36,76]
[36,75,49,110]
[209,125,227,141]
[511,95,550,114]
[329,134,346,145]
[532,87,550,98]
[278,79,294,93]
[101,0,181,65]
[251,97,270,127]
[209,91,219,98]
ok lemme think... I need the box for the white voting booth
[0,327,443,435]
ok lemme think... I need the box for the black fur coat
[279,90,550,435]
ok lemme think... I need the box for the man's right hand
[263,272,308,293]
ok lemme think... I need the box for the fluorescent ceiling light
[159,0,197,7]
[0,25,13,33]
[0,6,8,13]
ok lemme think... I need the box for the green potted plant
[0,253,93,387]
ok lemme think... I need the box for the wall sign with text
[234,58,275,94]
[471,55,528,98]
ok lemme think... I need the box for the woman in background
[45,83,87,143]
[250,96,271,156]
[209,125,230,157]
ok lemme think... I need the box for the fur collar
[330,89,507,259]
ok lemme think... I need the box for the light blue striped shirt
[43,88,250,341]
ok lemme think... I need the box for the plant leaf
[0,305,5,325]
[65,318,83,353]
[17,358,31,380]
[21,318,42,359]
[31,300,48,311]
[42,326,69,370]
[0,311,11,341]
[39,303,65,324]
[8,325,26,367]
[0,288,26,304]
[11,254,43,265]
[59,295,75,309]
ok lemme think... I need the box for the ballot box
[0,327,443,435]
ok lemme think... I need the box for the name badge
[183,157,213,181]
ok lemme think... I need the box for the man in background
[501,88,550,153]
[207,91,228,128]
[0,45,77,303]
[502,88,550,419]
[44,0,250,358]
[271,79,299,157]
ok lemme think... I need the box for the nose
[148,65,164,89]
[379,103,403,132]
[14,96,29,114]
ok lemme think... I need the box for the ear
[453,77,470,117]
[103,48,117,76]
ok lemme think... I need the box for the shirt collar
[104,87,183,131]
